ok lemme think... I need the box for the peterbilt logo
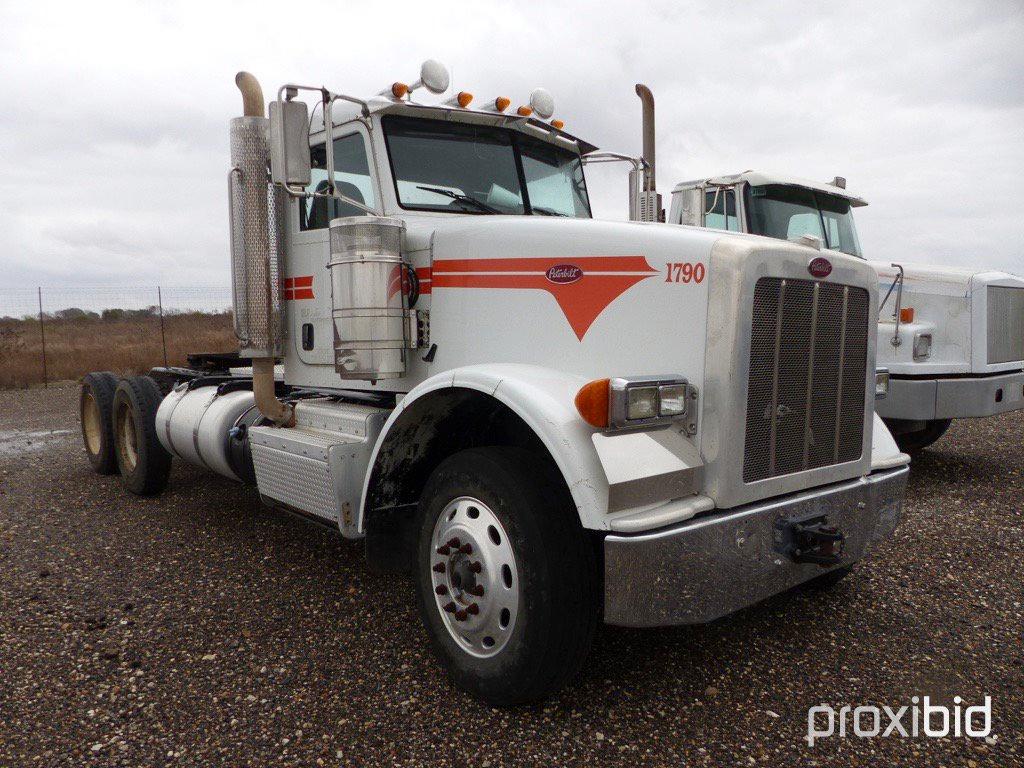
[545,264,584,284]
[808,257,832,278]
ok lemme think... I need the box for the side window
[704,189,738,231]
[300,132,376,231]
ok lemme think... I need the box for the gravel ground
[0,382,1021,767]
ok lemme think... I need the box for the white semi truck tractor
[668,170,1024,452]
[77,62,909,705]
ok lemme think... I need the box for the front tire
[414,447,598,706]
[893,418,953,453]
[112,376,171,496]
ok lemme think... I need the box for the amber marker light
[457,91,473,107]
[575,379,610,429]
[551,119,565,129]
[516,105,533,116]
[391,82,410,98]
[899,307,915,323]
[494,96,511,112]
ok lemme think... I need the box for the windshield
[382,115,591,217]
[746,184,863,257]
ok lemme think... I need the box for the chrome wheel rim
[116,403,138,473]
[429,496,519,658]
[82,392,101,455]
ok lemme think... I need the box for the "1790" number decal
[664,262,706,283]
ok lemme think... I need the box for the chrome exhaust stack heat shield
[228,114,284,359]
[328,216,408,380]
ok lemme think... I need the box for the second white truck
[668,170,1024,452]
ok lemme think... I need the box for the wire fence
[0,287,237,390]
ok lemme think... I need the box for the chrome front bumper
[876,370,1024,420]
[603,465,909,627]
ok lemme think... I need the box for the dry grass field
[0,311,236,389]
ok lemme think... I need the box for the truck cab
[669,170,1024,451]
[79,65,909,705]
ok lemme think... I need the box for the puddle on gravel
[0,429,75,457]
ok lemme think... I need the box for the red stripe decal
[430,256,657,340]
[284,275,314,300]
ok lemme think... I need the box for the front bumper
[603,465,908,627]
[877,370,1024,420]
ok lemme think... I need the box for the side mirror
[269,97,311,188]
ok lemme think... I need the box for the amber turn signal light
[899,307,914,323]
[575,379,610,428]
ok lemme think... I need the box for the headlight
[658,383,688,416]
[574,375,695,431]
[875,369,890,399]
[626,386,659,420]
[913,332,932,360]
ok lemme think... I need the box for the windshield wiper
[530,206,568,217]
[416,186,500,214]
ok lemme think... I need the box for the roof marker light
[391,82,409,99]
[494,96,511,112]
[457,91,473,107]
[551,119,565,130]
[516,105,533,117]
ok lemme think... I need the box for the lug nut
[432,562,446,573]
[467,603,480,615]
[447,537,461,549]
[442,602,456,613]
[469,561,482,574]
[470,585,485,597]
[435,585,448,595]
[455,609,467,621]
[436,544,451,556]
[459,543,473,555]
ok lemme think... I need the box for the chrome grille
[987,286,1024,364]
[743,278,869,483]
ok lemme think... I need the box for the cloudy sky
[1,0,1021,291]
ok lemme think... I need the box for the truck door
[288,126,380,366]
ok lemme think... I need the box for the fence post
[37,287,48,388]
[157,286,168,367]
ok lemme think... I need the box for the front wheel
[414,447,598,706]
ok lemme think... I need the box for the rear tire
[893,418,952,453]
[112,376,171,496]
[80,372,119,475]
[413,447,598,706]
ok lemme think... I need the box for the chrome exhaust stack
[229,72,293,426]
[632,84,663,222]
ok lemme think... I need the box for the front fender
[358,364,610,531]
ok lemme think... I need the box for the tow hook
[775,515,846,566]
